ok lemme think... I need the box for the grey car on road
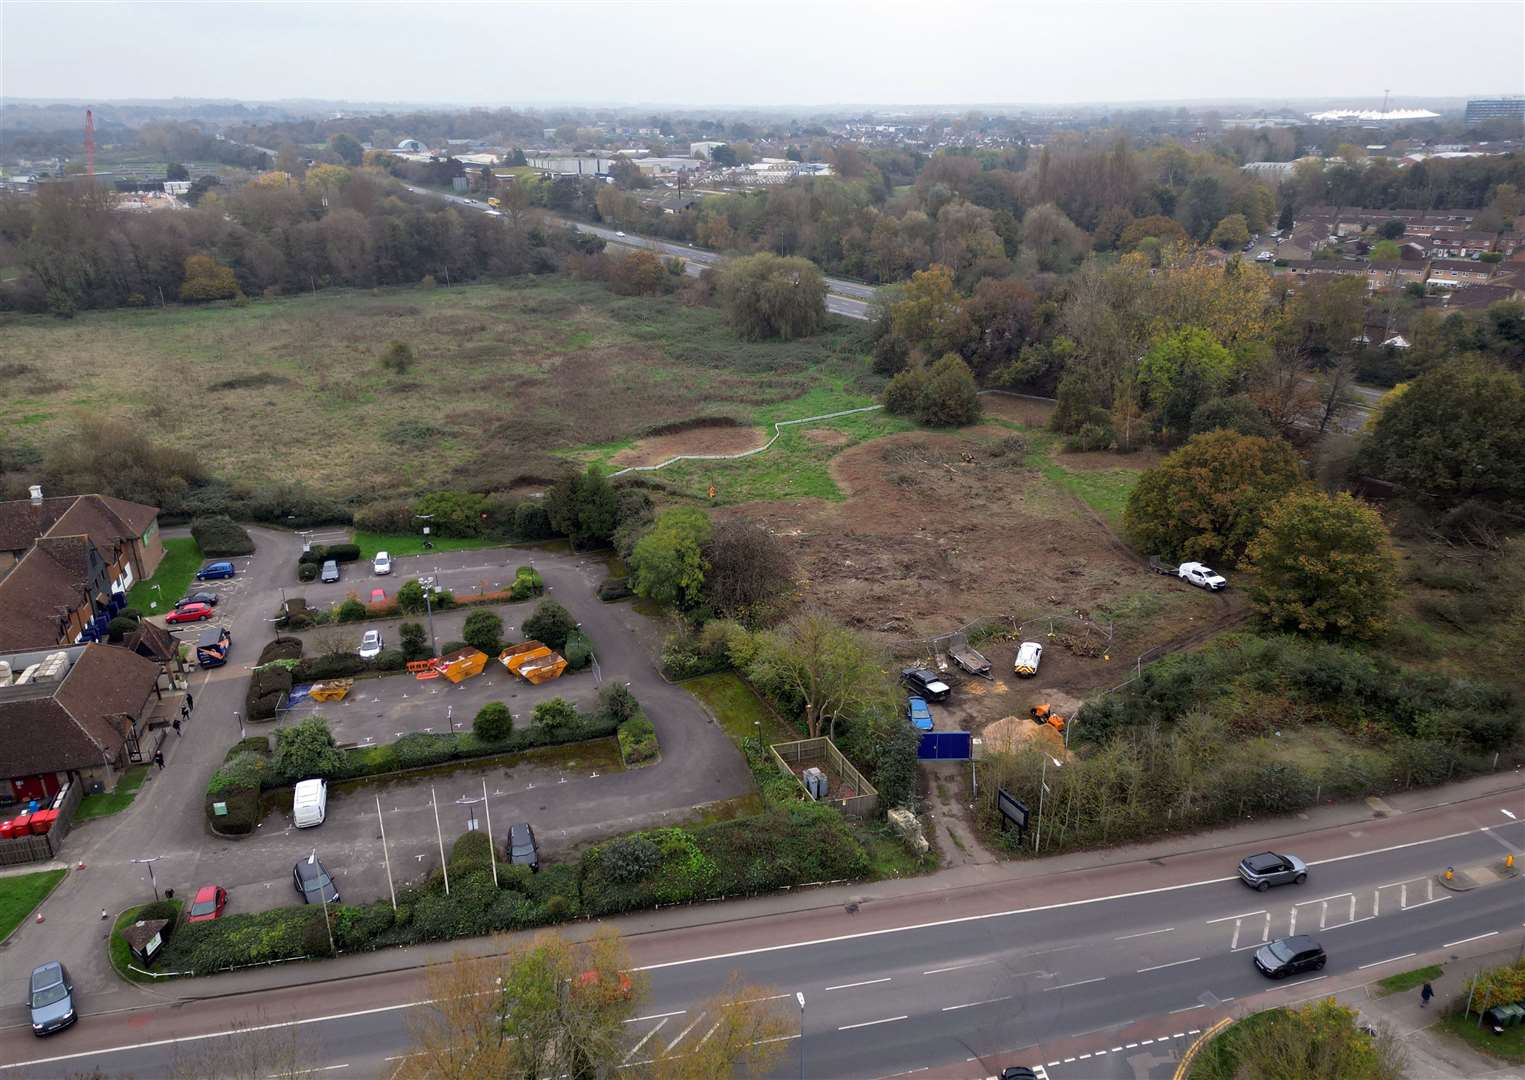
[1238,851,1308,890]
[29,961,76,1036]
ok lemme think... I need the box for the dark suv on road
[1254,935,1326,979]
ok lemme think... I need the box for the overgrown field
[0,276,873,497]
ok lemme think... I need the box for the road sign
[997,788,1029,830]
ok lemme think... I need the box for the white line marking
[665,1012,705,1052]
[1138,956,1202,974]
[1140,1039,1154,1046]
[1078,1052,1091,1060]
[826,978,891,991]
[1125,1042,1139,1048]
[1046,977,1106,991]
[1503,809,1517,819]
[625,1009,687,1023]
[1116,927,1174,940]
[1206,910,1267,925]
[1279,975,1328,989]
[1359,952,1418,970]
[923,960,993,975]
[1111,1045,1124,1052]
[269,1068,349,1077]
[1170,1003,1207,1013]
[1400,896,1452,911]
[623,1017,668,1063]
[942,996,1013,1011]
[1172,1031,1186,1039]
[838,1015,908,1031]
[1445,931,1499,947]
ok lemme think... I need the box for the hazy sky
[4,1,1523,108]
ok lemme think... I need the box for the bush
[597,576,633,602]
[474,701,513,742]
[512,502,553,541]
[508,566,544,601]
[157,907,318,976]
[322,542,362,563]
[373,648,406,671]
[297,562,318,582]
[398,620,429,660]
[106,615,139,642]
[293,653,368,681]
[448,830,496,877]
[563,629,592,670]
[271,717,344,783]
[618,714,659,765]
[522,599,576,651]
[439,640,468,656]
[335,596,367,623]
[1064,422,1114,452]
[532,697,580,735]
[257,637,303,665]
[461,609,504,655]
[190,515,255,556]
[352,499,417,534]
[245,664,294,721]
[595,682,640,726]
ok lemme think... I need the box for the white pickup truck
[1149,557,1227,591]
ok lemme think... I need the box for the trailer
[947,633,993,679]
[1148,555,1177,576]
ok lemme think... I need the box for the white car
[1014,641,1043,677]
[1179,562,1227,591]
[358,629,384,660]
[372,551,392,576]
[615,230,626,237]
[1256,250,1274,262]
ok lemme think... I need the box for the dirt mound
[612,423,768,468]
[802,428,850,446]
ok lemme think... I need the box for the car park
[900,667,951,702]
[28,962,76,1036]
[1238,851,1307,890]
[906,696,933,732]
[1254,935,1325,979]
[373,551,392,575]
[195,561,236,580]
[293,853,339,904]
[358,629,384,660]
[320,559,340,583]
[165,602,215,624]
[187,884,228,922]
[508,822,539,871]
[1014,640,1042,677]
[174,592,219,609]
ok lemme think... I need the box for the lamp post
[796,991,805,1080]
[431,785,449,895]
[233,711,245,741]
[455,779,498,887]
[130,856,163,902]
[375,796,397,911]
[1034,755,1063,855]
[422,581,439,659]
[309,849,336,955]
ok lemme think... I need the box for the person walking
[1421,982,1435,1008]
[153,749,165,770]
[172,717,182,736]
[185,691,194,711]
[179,702,190,723]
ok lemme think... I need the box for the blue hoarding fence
[918,731,972,761]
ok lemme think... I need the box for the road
[3,782,1518,1079]
[401,183,874,320]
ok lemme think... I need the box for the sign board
[212,801,228,817]
[996,788,1029,830]
[917,731,973,760]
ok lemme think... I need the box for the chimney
[29,485,44,505]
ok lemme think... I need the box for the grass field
[74,766,150,823]
[0,276,873,498]
[0,869,67,942]
[109,899,183,983]
[1438,1012,1525,1064]
[1375,963,1444,996]
[126,537,203,612]
[682,672,798,744]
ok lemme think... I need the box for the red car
[187,884,227,922]
[165,602,214,624]
[369,588,386,604]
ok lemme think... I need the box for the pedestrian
[179,702,189,722]
[153,750,165,770]
[172,717,182,736]
[1421,982,1434,1008]
[184,692,194,711]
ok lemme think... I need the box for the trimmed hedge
[563,628,592,670]
[156,906,325,976]
[257,637,303,665]
[617,713,658,765]
[191,515,255,556]
[246,663,293,720]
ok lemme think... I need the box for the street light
[374,795,397,912]
[309,849,336,956]
[455,779,498,887]
[233,711,246,740]
[130,856,163,902]
[1034,755,1063,855]
[431,785,449,895]
[796,991,806,1080]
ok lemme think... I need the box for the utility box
[802,767,828,800]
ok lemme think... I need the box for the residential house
[1427,258,1497,288]
[1366,260,1430,291]
[0,643,167,805]
[1428,233,1497,259]
[1446,283,1521,310]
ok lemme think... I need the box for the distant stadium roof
[1308,108,1440,122]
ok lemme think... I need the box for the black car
[1253,935,1326,979]
[508,822,539,872]
[174,591,219,609]
[900,667,952,702]
[999,1069,1039,1080]
[292,854,339,904]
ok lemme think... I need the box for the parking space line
[1045,977,1105,991]
[623,1018,668,1063]
[826,978,891,991]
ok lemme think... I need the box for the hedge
[155,906,327,976]
[190,515,255,557]
[246,663,293,720]
[509,566,544,601]
[617,713,658,765]
[598,576,634,602]
[257,637,303,665]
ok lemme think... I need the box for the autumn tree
[1124,429,1304,566]
[1246,491,1397,639]
[888,264,970,360]
[702,518,796,623]
[746,612,889,739]
[649,975,795,1079]
[714,252,826,341]
[1018,202,1090,273]
[327,132,364,166]
[179,254,239,301]
[393,952,515,1080]
[1137,326,1238,438]
[883,354,980,427]
[628,507,712,609]
[1208,213,1251,250]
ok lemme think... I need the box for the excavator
[1030,703,1066,733]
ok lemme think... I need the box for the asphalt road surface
[3,787,1517,1079]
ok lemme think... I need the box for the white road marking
[1444,931,1499,947]
[941,996,1013,1011]
[268,1068,348,1077]
[826,977,892,991]
[1045,977,1106,991]
[1115,927,1174,940]
[1359,952,1418,969]
[838,1015,908,1031]
[1279,975,1328,989]
[1503,809,1517,819]
[1138,956,1201,974]
[1170,1003,1206,1013]
[922,960,993,975]
[1172,1031,1187,1039]
[624,1009,687,1024]
[665,1012,705,1053]
[623,1017,668,1063]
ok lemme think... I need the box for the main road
[3,783,1518,1079]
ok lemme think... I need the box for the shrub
[257,637,303,665]
[397,621,428,659]
[508,566,544,601]
[157,907,318,976]
[336,596,367,623]
[293,653,368,681]
[474,701,513,742]
[522,599,576,651]
[597,576,633,601]
[414,491,489,538]
[297,562,318,582]
[271,717,344,783]
[448,830,495,877]
[461,609,504,655]
[391,732,458,771]
[512,502,553,541]
[190,515,255,556]
[532,697,580,736]
[106,615,139,642]
[595,683,641,726]
[1064,421,1114,452]
[321,542,362,563]
[245,664,293,721]
[373,648,406,672]
[352,499,417,534]
[563,629,592,670]
[439,640,468,656]
[618,714,659,764]
[332,902,396,951]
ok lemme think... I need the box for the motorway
[3,785,1518,1079]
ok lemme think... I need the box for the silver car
[1238,851,1308,891]
[358,629,383,660]
[29,962,76,1036]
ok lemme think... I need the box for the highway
[3,787,1518,1079]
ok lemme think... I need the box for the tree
[628,507,712,609]
[179,254,239,301]
[399,620,429,660]
[746,612,888,739]
[649,975,794,1079]
[1018,202,1089,272]
[165,162,190,182]
[380,339,415,374]
[1208,213,1251,250]
[1369,239,1402,262]
[1178,175,1227,240]
[1280,275,1366,363]
[702,518,795,622]
[708,143,738,167]
[1376,218,1406,240]
[328,133,364,167]
[714,252,827,341]
[1190,394,1275,438]
[473,701,513,742]
[1137,326,1237,438]
[1124,430,1304,566]
[1357,358,1525,510]
[272,717,344,782]
[1246,491,1397,639]
[532,697,580,735]
[919,353,981,426]
[522,599,576,651]
[545,467,619,548]
[461,609,504,655]
[1194,999,1405,1080]
[887,265,970,359]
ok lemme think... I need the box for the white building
[689,141,726,160]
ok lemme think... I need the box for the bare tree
[647,975,795,1079]
[169,1019,313,1080]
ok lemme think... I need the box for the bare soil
[611,423,769,467]
[982,394,1058,427]
[1056,447,1164,472]
[802,428,851,446]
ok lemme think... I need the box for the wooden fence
[0,779,84,867]
[770,737,878,816]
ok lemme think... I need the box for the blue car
[907,696,933,732]
[195,561,236,580]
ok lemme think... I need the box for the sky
[4,1,1523,109]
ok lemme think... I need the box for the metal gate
[918,732,972,760]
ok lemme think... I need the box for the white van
[292,778,328,828]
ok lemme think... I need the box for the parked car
[320,560,340,583]
[28,962,76,1036]
[195,561,236,581]
[293,778,328,828]
[165,602,215,625]
[293,853,339,904]
[1256,250,1274,262]
[1014,641,1042,677]
[369,588,386,604]
[574,969,633,1000]
[906,696,933,732]
[508,822,539,872]
[174,592,218,609]
[373,551,392,576]
[900,667,951,702]
[358,629,384,660]
[1238,851,1308,891]
[1254,935,1325,979]
[187,884,228,922]
[1178,562,1227,590]
[1000,1069,1040,1080]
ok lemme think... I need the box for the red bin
[28,809,57,835]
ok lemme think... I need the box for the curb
[1173,1016,1233,1080]
[0,866,70,948]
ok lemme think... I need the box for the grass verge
[1375,963,1444,996]
[683,672,797,744]
[351,530,509,559]
[0,869,67,942]
[108,900,184,983]
[126,537,203,612]
[1437,1012,1525,1064]
[1188,1009,1284,1080]
[74,766,150,823]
